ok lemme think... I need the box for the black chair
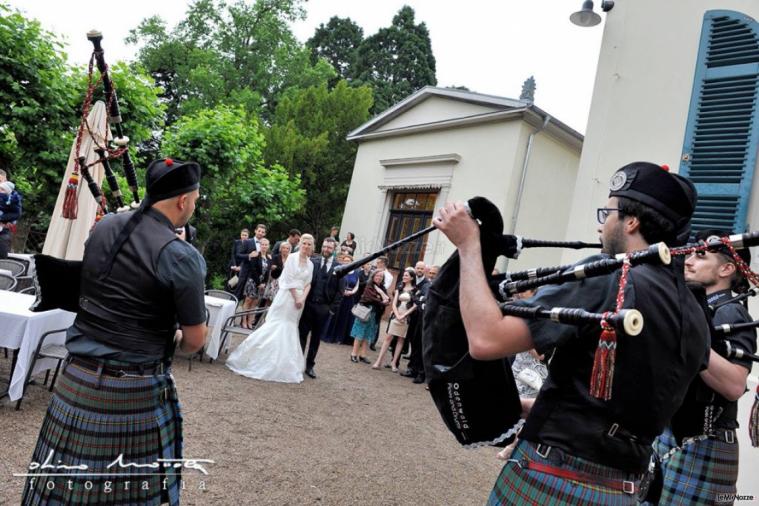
[205,289,238,304]
[0,273,16,291]
[8,255,30,276]
[13,275,34,292]
[0,258,25,277]
[214,307,268,363]
[16,328,69,410]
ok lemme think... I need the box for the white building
[563,0,759,265]
[340,86,583,272]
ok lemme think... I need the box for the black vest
[311,257,331,302]
[74,208,179,359]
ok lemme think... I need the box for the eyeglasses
[596,207,622,224]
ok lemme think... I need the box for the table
[203,295,237,360]
[0,290,75,402]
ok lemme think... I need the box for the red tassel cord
[61,173,80,219]
[590,257,632,400]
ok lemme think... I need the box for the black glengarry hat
[608,162,696,224]
[146,158,201,202]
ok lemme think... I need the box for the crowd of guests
[224,223,439,385]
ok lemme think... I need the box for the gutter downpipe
[504,110,551,271]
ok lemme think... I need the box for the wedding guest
[340,232,357,255]
[323,253,360,344]
[273,228,300,260]
[369,256,394,351]
[241,238,272,329]
[266,241,291,303]
[356,260,373,299]
[0,180,21,259]
[373,268,417,372]
[350,270,389,363]
[235,223,266,301]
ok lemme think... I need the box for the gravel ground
[0,330,502,505]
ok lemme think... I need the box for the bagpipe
[31,32,143,313]
[63,30,140,220]
[350,196,759,449]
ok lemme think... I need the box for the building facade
[341,87,583,272]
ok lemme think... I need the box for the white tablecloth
[0,290,75,402]
[204,295,237,360]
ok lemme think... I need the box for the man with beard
[299,236,342,378]
[435,162,709,505]
[644,229,755,505]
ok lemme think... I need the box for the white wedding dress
[226,253,313,383]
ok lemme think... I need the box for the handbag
[228,274,239,289]
[351,303,372,322]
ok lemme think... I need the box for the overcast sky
[7,0,605,133]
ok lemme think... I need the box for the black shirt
[706,289,755,429]
[516,254,709,473]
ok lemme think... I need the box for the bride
[226,234,314,383]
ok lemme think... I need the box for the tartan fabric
[21,359,183,505]
[652,427,739,505]
[488,440,640,505]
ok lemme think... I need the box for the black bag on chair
[30,254,82,313]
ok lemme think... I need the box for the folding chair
[16,328,69,410]
[213,307,268,363]
[0,258,25,277]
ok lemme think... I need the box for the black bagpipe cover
[30,254,82,313]
[422,197,523,447]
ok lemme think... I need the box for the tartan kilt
[21,359,183,506]
[487,440,640,506]
[653,427,739,505]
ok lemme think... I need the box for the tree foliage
[127,0,335,122]
[161,105,304,279]
[353,6,437,112]
[264,81,372,236]
[0,4,164,231]
[306,16,363,84]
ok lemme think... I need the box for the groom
[299,237,342,378]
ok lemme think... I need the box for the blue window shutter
[680,10,759,233]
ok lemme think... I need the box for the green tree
[161,105,304,280]
[127,0,335,121]
[264,81,373,236]
[354,5,437,112]
[0,4,164,242]
[306,16,363,84]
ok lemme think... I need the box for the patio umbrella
[43,100,109,260]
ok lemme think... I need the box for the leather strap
[525,460,637,495]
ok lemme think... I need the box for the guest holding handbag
[350,270,389,363]
[241,238,272,329]
[323,253,360,344]
[372,268,417,372]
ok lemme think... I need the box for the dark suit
[298,255,342,370]
[235,238,261,299]
[229,239,247,271]
[407,277,430,376]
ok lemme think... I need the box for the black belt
[708,428,737,444]
[68,356,167,377]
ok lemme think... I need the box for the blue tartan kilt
[653,427,739,506]
[487,440,641,505]
[20,359,183,506]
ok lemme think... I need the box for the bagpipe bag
[422,196,523,447]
